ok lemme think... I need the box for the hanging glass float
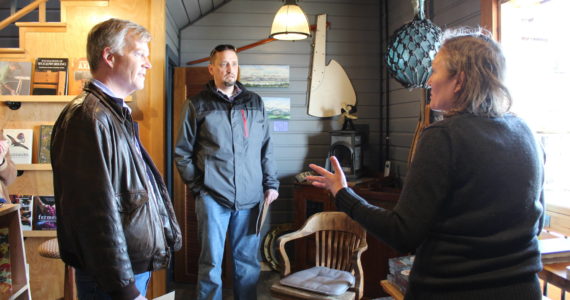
[385,0,442,89]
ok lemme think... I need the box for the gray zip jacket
[174,81,279,209]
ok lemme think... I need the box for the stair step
[0,48,25,54]
[16,22,67,28]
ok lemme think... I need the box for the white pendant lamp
[270,0,310,40]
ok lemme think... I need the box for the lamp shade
[270,1,310,40]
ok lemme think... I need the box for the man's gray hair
[86,18,151,72]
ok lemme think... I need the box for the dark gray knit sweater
[336,113,545,300]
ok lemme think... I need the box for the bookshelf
[0,95,132,107]
[0,95,74,103]
[0,0,167,297]
[0,204,30,300]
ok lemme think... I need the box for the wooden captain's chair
[271,211,368,300]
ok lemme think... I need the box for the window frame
[482,0,570,225]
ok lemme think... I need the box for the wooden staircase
[0,0,108,56]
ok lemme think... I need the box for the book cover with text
[3,129,33,164]
[68,57,91,95]
[33,196,56,230]
[32,57,68,95]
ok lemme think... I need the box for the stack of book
[539,237,570,264]
[387,255,414,294]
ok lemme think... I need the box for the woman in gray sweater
[308,27,545,300]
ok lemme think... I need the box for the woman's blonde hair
[438,27,512,117]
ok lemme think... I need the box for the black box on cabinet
[328,130,363,179]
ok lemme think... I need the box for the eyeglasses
[210,44,236,58]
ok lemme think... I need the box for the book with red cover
[68,57,91,95]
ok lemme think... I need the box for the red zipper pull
[241,109,249,138]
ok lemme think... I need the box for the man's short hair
[209,44,237,64]
[86,18,151,72]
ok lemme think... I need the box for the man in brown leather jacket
[51,19,182,300]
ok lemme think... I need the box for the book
[256,199,270,235]
[0,227,10,293]
[0,61,32,96]
[539,237,570,264]
[8,195,34,231]
[68,57,91,95]
[387,255,414,293]
[33,196,56,230]
[38,125,53,164]
[2,129,33,164]
[32,58,69,95]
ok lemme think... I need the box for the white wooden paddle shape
[308,14,356,117]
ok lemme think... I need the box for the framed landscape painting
[240,65,289,88]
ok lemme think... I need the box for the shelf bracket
[5,101,21,110]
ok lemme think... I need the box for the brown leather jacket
[51,83,182,299]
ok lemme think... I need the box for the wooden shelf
[0,205,19,217]
[15,164,51,171]
[23,230,56,238]
[0,95,75,103]
[0,95,132,103]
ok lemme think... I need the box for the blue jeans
[195,193,260,300]
[75,268,151,300]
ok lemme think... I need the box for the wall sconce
[269,0,310,40]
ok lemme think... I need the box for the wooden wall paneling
[26,237,65,299]
[480,0,500,40]
[172,67,190,282]
[147,0,168,296]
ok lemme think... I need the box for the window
[500,0,570,206]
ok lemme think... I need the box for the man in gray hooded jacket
[174,44,279,300]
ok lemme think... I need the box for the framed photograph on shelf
[239,65,289,88]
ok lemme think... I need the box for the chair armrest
[351,238,368,299]
[276,228,318,276]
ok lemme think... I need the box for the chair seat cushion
[279,266,355,296]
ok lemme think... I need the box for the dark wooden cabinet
[293,182,402,298]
